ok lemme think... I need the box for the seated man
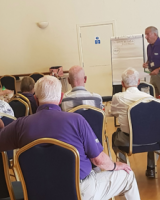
[111,67,156,178]
[0,75,140,200]
[20,76,38,113]
[61,65,103,111]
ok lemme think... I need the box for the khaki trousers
[150,73,160,96]
[80,169,140,200]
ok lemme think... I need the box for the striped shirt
[61,86,103,112]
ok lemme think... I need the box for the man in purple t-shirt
[0,76,140,200]
[143,26,160,97]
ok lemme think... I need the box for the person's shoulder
[61,110,86,123]
[0,100,11,107]
[62,90,72,99]
[90,92,102,99]
[113,91,124,98]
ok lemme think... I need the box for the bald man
[61,66,103,112]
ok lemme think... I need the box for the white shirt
[0,100,14,117]
[111,87,152,134]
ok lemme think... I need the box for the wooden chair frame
[29,72,44,77]
[69,105,115,200]
[0,75,17,94]
[8,98,29,117]
[1,151,16,200]
[138,81,156,98]
[12,93,32,115]
[0,113,20,181]
[69,105,112,159]
[116,97,160,178]
[15,138,81,200]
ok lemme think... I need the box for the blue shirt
[0,104,103,179]
[147,37,160,71]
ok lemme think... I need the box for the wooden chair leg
[116,151,130,166]
[116,152,120,162]
[154,152,158,179]
[105,134,112,159]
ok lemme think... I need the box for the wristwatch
[109,162,116,171]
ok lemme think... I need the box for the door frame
[76,21,116,67]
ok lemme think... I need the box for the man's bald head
[68,66,87,87]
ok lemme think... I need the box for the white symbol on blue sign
[95,37,100,44]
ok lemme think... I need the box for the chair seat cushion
[118,143,160,154]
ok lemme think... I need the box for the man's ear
[121,81,125,88]
[84,76,87,83]
[34,95,39,106]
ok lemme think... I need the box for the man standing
[143,26,160,97]
[0,75,140,200]
[61,65,103,111]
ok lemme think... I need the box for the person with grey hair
[61,65,103,111]
[143,26,160,97]
[111,68,157,177]
[0,75,141,200]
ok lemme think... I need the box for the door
[79,23,114,96]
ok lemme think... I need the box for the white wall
[0,0,159,79]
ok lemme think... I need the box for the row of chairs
[0,105,115,200]
[0,72,44,94]
[3,96,160,199]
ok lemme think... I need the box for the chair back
[138,81,155,97]
[69,105,105,146]
[29,73,44,83]
[12,93,32,115]
[15,138,81,200]
[62,96,102,111]
[128,97,160,154]
[0,75,17,94]
[0,152,16,200]
[9,98,29,118]
[0,113,16,161]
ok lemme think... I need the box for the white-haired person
[0,75,141,200]
[61,65,103,112]
[111,67,158,178]
[143,26,160,97]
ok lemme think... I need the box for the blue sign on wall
[95,37,100,44]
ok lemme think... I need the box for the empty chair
[29,72,44,83]
[0,75,17,94]
[15,138,81,200]
[0,151,23,200]
[8,98,29,118]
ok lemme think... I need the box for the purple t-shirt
[22,93,38,114]
[147,37,160,71]
[0,104,103,179]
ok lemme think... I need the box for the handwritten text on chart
[113,40,135,46]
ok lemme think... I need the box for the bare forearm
[90,152,114,171]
